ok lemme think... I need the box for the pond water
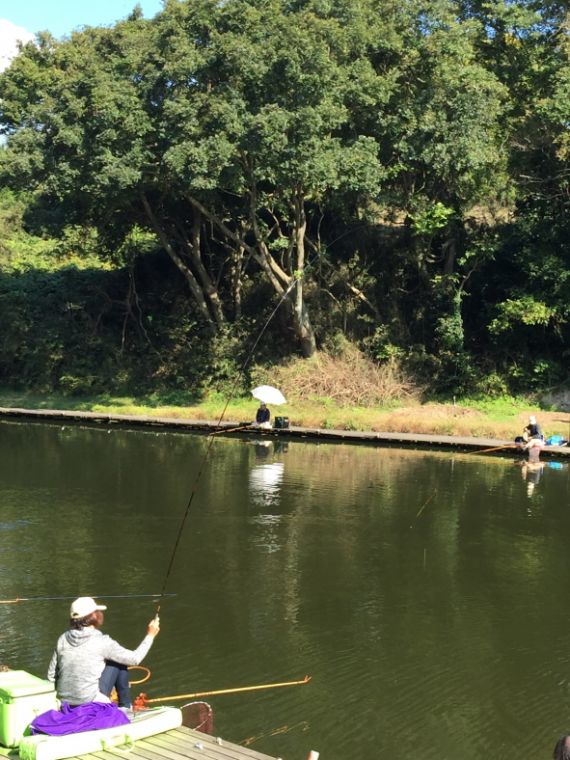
[1,420,570,760]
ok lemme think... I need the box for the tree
[474,8,570,382]
[3,0,565,390]
[152,0,389,355]
[0,0,391,356]
[0,15,226,332]
[369,0,510,385]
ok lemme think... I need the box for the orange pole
[144,675,311,703]
[472,444,519,455]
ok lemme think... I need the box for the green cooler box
[0,671,58,748]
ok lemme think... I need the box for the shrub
[265,343,420,407]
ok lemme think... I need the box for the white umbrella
[251,385,287,405]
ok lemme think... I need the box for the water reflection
[2,421,570,760]
[248,440,287,503]
[520,459,545,498]
[249,462,284,507]
[251,439,273,461]
[518,458,567,498]
[248,442,286,553]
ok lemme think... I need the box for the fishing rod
[472,443,519,455]
[155,276,299,611]
[134,675,311,708]
[208,423,254,437]
[0,594,177,605]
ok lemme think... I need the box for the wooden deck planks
[69,727,280,760]
[148,728,278,759]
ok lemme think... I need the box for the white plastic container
[0,671,58,748]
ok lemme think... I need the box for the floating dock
[0,727,283,760]
[74,725,280,760]
[1,406,569,458]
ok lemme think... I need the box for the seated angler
[255,402,271,429]
[47,597,159,708]
[522,415,545,458]
[523,415,543,443]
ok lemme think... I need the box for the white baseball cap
[70,597,107,619]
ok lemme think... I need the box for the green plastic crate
[0,671,58,748]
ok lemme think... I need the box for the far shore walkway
[2,405,569,458]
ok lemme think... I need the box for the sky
[0,0,164,71]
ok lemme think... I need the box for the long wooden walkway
[68,726,281,760]
[1,405,569,457]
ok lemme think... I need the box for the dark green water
[1,420,570,760]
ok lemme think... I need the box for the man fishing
[47,596,159,708]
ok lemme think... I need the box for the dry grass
[267,346,420,407]
[72,400,570,438]
[367,404,511,438]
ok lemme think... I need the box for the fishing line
[241,719,311,747]
[156,274,303,609]
[409,490,437,529]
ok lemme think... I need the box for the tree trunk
[187,212,226,326]
[288,297,317,357]
[187,192,317,356]
[188,195,288,294]
[141,194,216,332]
[443,237,457,276]
[291,193,317,357]
[231,239,245,320]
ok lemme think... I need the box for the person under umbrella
[255,402,271,428]
[251,385,287,430]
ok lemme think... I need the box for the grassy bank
[1,388,569,441]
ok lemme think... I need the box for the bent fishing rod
[134,675,312,708]
[154,276,299,613]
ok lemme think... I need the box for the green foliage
[470,372,510,399]
[488,297,556,334]
[362,326,406,363]
[411,203,455,237]
[197,324,251,396]
[0,0,569,398]
[435,311,465,354]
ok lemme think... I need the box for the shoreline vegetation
[1,2,569,426]
[1,388,569,443]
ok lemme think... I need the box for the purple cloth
[31,701,130,736]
